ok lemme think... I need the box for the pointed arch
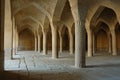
[95,22,109,54]
[18,28,35,51]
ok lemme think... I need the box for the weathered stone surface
[3,51,120,80]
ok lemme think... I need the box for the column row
[87,28,118,57]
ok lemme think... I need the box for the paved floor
[1,51,120,80]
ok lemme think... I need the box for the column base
[43,51,47,55]
[75,64,86,68]
[70,52,74,55]
[52,57,58,59]
[87,53,93,57]
[112,53,117,56]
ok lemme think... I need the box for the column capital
[110,23,116,31]
[42,28,48,33]
[68,27,72,32]
[110,29,115,34]
[50,20,63,30]
[68,0,78,10]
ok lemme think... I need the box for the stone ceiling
[11,0,74,34]
[11,0,120,34]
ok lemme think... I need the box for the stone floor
[1,51,120,80]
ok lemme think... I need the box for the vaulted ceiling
[11,0,120,35]
[11,0,74,34]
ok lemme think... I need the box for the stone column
[111,30,117,55]
[0,0,5,72]
[69,0,87,68]
[51,22,58,59]
[108,34,112,53]
[35,36,37,52]
[74,20,86,68]
[11,18,14,59]
[15,30,18,54]
[14,28,16,55]
[59,32,63,53]
[93,33,95,54]
[43,31,47,55]
[68,28,74,54]
[4,0,12,60]
[87,29,93,57]
[38,34,41,52]
[12,17,16,56]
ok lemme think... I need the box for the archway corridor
[1,0,120,80]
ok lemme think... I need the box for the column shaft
[75,20,86,68]
[38,34,41,52]
[69,3,87,68]
[12,18,16,56]
[93,33,95,54]
[111,30,117,55]
[35,37,37,51]
[43,32,47,55]
[59,33,63,53]
[108,34,112,53]
[52,27,58,59]
[15,31,18,53]
[4,0,12,59]
[69,30,74,54]
[87,30,93,57]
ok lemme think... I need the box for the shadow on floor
[0,71,81,80]
[86,63,120,68]
[0,71,29,80]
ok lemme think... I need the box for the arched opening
[62,26,69,51]
[95,29,109,53]
[90,6,117,55]
[60,0,74,52]
[116,23,120,54]
[94,22,110,55]
[90,6,117,28]
[18,28,35,51]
